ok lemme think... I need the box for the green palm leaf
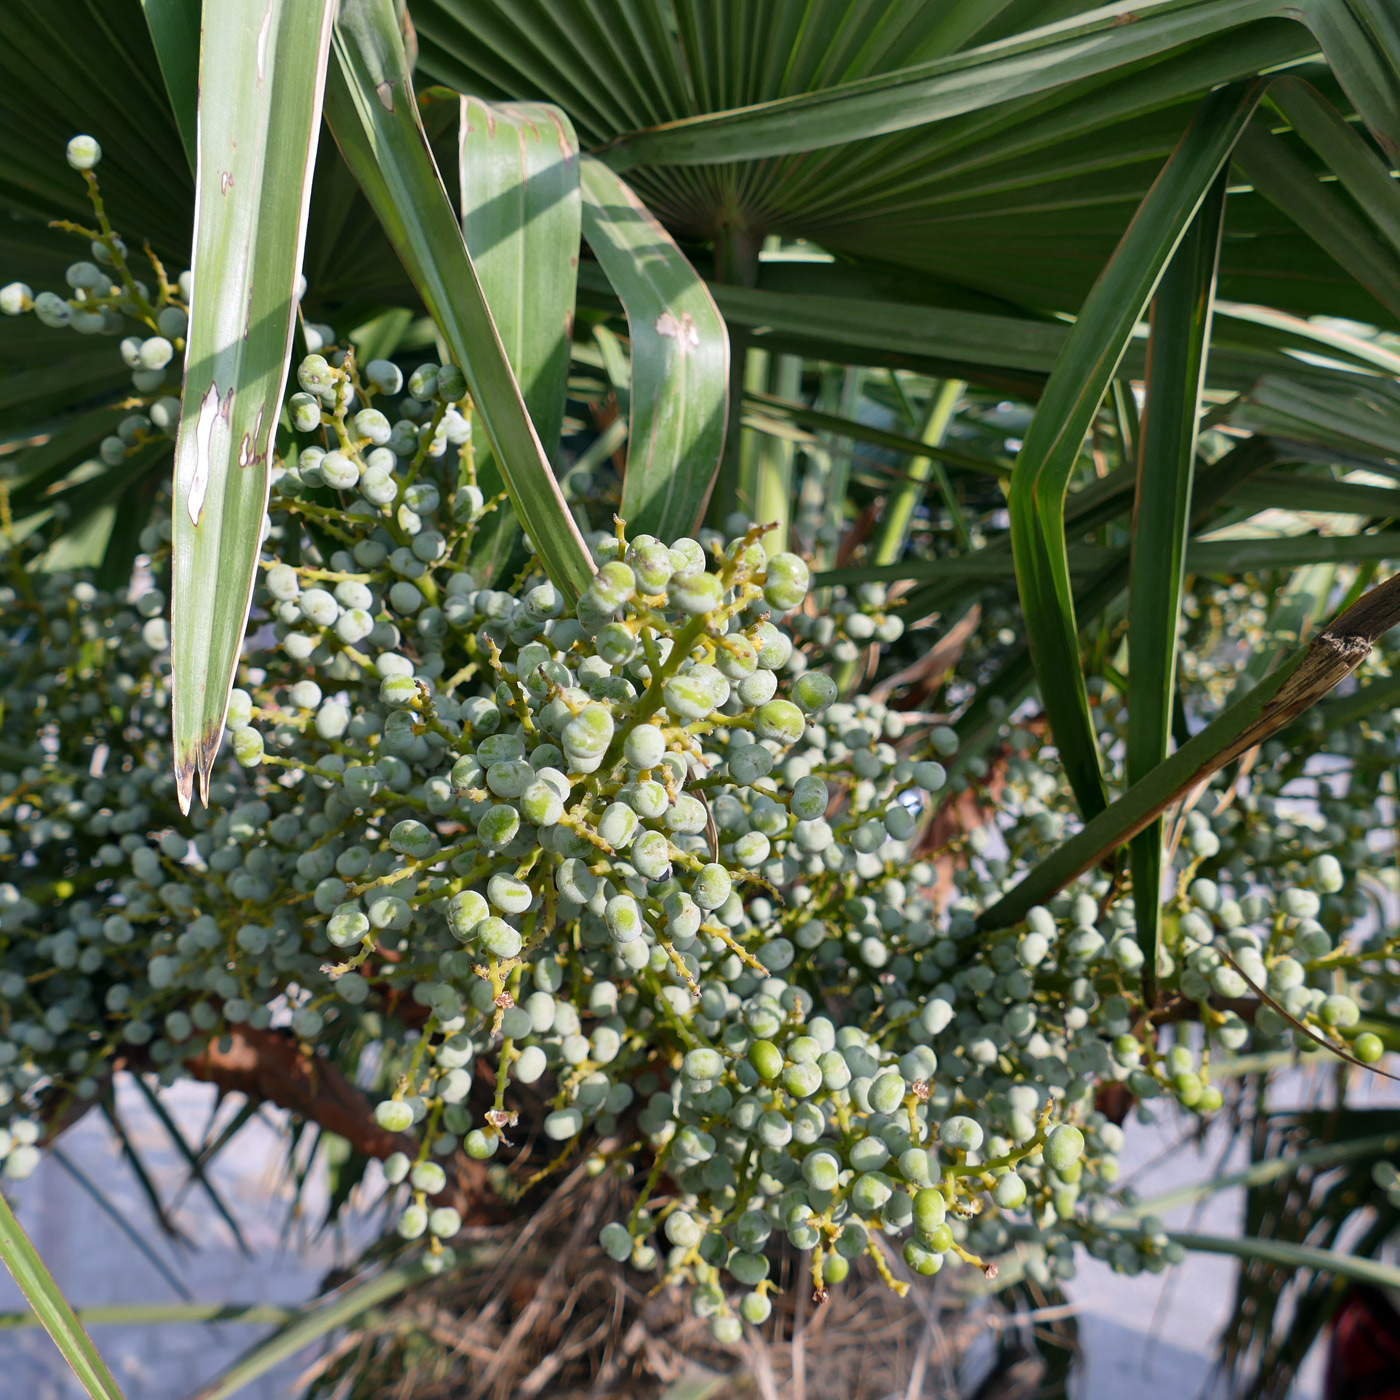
[169,0,337,811]
[458,95,581,583]
[0,1189,125,1400]
[1128,171,1227,994]
[581,156,729,539]
[1009,82,1263,820]
[324,0,594,601]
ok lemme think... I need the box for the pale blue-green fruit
[396,1205,428,1239]
[0,282,32,316]
[139,336,173,370]
[939,1115,983,1153]
[763,552,810,610]
[1044,1124,1085,1172]
[375,1100,413,1133]
[66,134,102,170]
[428,1207,461,1238]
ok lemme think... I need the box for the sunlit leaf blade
[869,377,965,566]
[735,350,800,556]
[139,0,199,172]
[580,156,729,540]
[169,0,336,813]
[1009,81,1264,821]
[324,0,594,602]
[0,1189,125,1400]
[459,95,580,583]
[595,0,1287,168]
[1128,170,1227,996]
[980,567,1400,928]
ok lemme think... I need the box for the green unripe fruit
[435,363,467,400]
[633,830,672,881]
[693,863,732,911]
[902,1238,943,1275]
[487,874,531,914]
[781,1061,822,1098]
[589,561,635,611]
[514,1046,547,1083]
[389,819,437,859]
[1320,994,1360,1027]
[139,337,173,371]
[320,450,359,489]
[763,552,810,610]
[477,804,520,848]
[520,779,564,827]
[753,699,805,745]
[0,282,33,316]
[598,801,639,850]
[748,1040,783,1080]
[1044,1124,1085,1173]
[665,1210,703,1248]
[624,724,666,770]
[662,892,701,942]
[923,1224,955,1256]
[939,1115,983,1153]
[739,1290,771,1324]
[446,890,488,942]
[1194,1085,1224,1114]
[912,1188,946,1236]
[476,917,522,958]
[563,705,614,768]
[683,1048,724,1082]
[396,1205,428,1240]
[66,134,102,170]
[869,1071,906,1115]
[852,1170,893,1213]
[375,1100,413,1133]
[668,571,723,615]
[605,894,645,944]
[428,1207,461,1238]
[663,673,717,721]
[600,1222,633,1261]
[899,1149,935,1188]
[1309,853,1344,893]
[367,895,411,931]
[803,1149,840,1192]
[993,1172,1027,1210]
[231,726,265,767]
[464,1129,499,1159]
[1355,1032,1385,1064]
[362,357,402,394]
[793,671,837,714]
[728,744,773,784]
[410,1161,447,1194]
[327,903,370,948]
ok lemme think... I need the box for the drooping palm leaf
[1128,170,1227,993]
[324,0,594,600]
[458,95,581,582]
[580,156,729,539]
[169,0,337,812]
